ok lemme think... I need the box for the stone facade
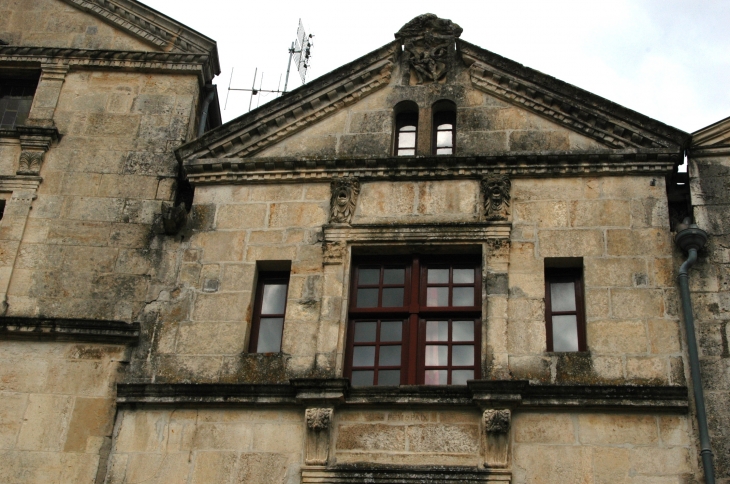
[0,3,726,484]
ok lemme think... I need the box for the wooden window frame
[432,108,456,155]
[248,271,290,353]
[544,268,587,352]
[394,112,418,156]
[345,254,481,386]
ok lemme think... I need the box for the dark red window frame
[345,255,481,386]
[544,268,587,352]
[248,271,290,353]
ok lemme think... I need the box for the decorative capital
[323,240,347,265]
[483,409,511,434]
[481,175,511,221]
[329,177,360,224]
[306,408,333,431]
[17,151,44,176]
[395,14,462,85]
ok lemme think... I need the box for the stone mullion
[26,63,69,128]
[484,239,511,380]
[0,189,37,313]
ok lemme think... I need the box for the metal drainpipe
[197,86,216,138]
[675,218,714,484]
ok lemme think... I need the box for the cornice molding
[0,175,42,192]
[178,59,393,162]
[691,115,730,149]
[0,317,140,344]
[0,46,213,81]
[324,222,511,244]
[302,466,510,483]
[459,41,690,151]
[183,151,679,186]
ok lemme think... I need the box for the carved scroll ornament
[329,177,360,224]
[395,14,462,84]
[481,175,511,221]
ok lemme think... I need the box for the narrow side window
[432,100,456,155]
[545,267,586,352]
[249,271,290,353]
[393,101,418,156]
[0,75,39,129]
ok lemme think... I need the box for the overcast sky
[141,0,730,134]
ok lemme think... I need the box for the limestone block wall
[0,0,154,51]
[105,407,303,484]
[5,70,200,321]
[0,341,127,483]
[501,175,683,385]
[688,153,730,481]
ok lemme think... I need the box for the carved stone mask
[330,178,360,224]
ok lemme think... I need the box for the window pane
[426,321,448,341]
[427,287,448,307]
[452,321,474,341]
[427,268,449,283]
[351,371,374,386]
[453,287,474,307]
[382,288,404,307]
[425,369,448,385]
[550,282,576,311]
[437,123,453,130]
[354,322,376,342]
[425,345,448,366]
[261,284,287,314]
[359,268,380,285]
[383,268,405,284]
[257,318,283,353]
[380,321,402,342]
[357,288,379,308]
[353,346,376,366]
[436,147,453,155]
[379,345,401,366]
[451,370,474,385]
[453,268,474,284]
[452,345,474,366]
[377,370,400,386]
[398,148,415,156]
[400,125,416,132]
[552,315,579,352]
[398,131,416,149]
[437,130,453,148]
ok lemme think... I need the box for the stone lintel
[116,380,688,411]
[302,465,512,483]
[0,317,140,344]
[325,222,511,245]
[184,152,678,185]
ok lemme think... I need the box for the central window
[345,255,481,386]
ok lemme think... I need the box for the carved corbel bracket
[304,407,334,466]
[323,240,347,265]
[481,174,511,221]
[16,125,58,176]
[329,177,360,224]
[483,409,511,469]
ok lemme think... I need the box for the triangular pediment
[177,14,689,170]
[691,116,730,149]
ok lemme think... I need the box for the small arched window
[432,100,456,155]
[394,101,418,156]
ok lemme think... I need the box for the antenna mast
[283,19,313,92]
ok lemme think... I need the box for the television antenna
[224,19,314,114]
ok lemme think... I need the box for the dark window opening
[0,77,38,129]
[393,101,419,156]
[432,100,456,155]
[249,271,290,353]
[0,199,5,220]
[346,255,481,386]
[545,266,586,352]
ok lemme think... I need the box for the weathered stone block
[570,200,630,227]
[513,200,569,227]
[606,228,671,256]
[16,394,74,451]
[192,231,246,262]
[336,424,406,451]
[513,413,574,444]
[192,292,248,322]
[610,288,665,319]
[269,202,327,228]
[587,320,648,354]
[578,414,658,445]
[407,424,479,454]
[626,357,669,383]
[538,229,604,257]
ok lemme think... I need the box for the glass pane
[400,125,416,132]
[383,268,405,284]
[427,268,449,283]
[453,287,474,307]
[353,346,375,367]
[427,287,448,307]
[354,322,376,342]
[426,321,448,342]
[452,345,475,366]
[437,130,453,148]
[377,370,400,386]
[398,131,416,149]
[552,315,579,352]
[380,321,402,342]
[351,370,374,386]
[359,268,380,285]
[356,288,378,308]
[452,321,474,341]
[550,282,576,312]
[453,268,474,284]
[261,284,287,314]
[425,370,448,385]
[452,370,474,385]
[425,345,448,366]
[378,345,401,366]
[437,123,453,130]
[382,288,404,307]
[256,318,283,353]
[436,147,453,155]
[398,148,415,156]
